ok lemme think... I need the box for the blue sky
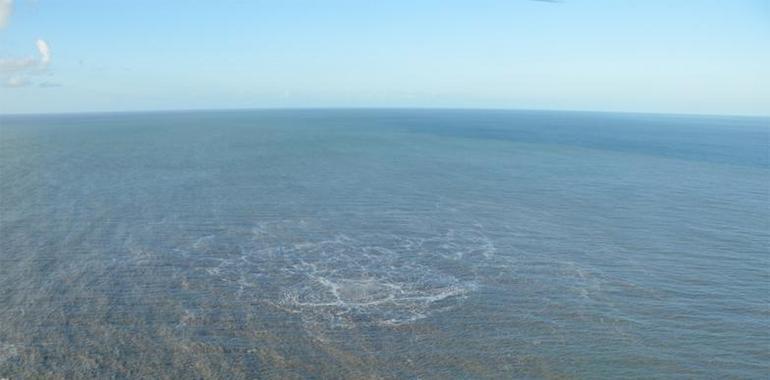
[0,0,768,115]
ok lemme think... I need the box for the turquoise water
[0,110,767,379]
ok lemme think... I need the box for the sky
[0,0,768,115]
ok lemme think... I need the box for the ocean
[0,109,767,379]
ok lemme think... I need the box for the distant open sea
[0,109,768,379]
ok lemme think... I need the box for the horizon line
[1,106,769,120]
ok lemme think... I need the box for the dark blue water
[0,110,768,379]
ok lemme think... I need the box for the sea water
[0,109,767,378]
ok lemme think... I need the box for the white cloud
[0,2,56,89]
[1,38,53,88]
[4,76,30,88]
[0,0,11,29]
[36,39,50,66]
[0,39,50,73]
[0,56,37,72]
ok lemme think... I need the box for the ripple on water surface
[168,221,499,329]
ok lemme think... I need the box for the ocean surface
[0,109,767,379]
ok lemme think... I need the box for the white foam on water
[192,235,215,250]
[0,343,18,365]
[272,232,482,328]
[279,265,476,327]
[176,221,497,329]
[175,309,196,329]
